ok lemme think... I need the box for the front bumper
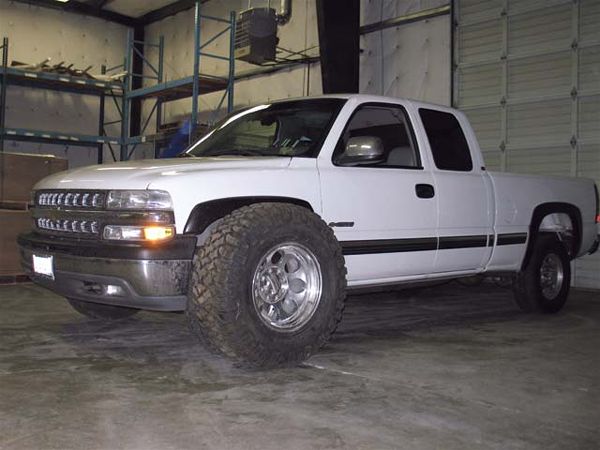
[18,232,196,311]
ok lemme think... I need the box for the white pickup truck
[19,94,599,366]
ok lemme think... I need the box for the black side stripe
[340,232,527,255]
[341,237,437,255]
[438,235,488,249]
[496,232,528,246]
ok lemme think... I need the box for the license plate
[33,254,54,279]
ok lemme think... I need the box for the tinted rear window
[419,109,473,171]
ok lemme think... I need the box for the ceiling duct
[234,0,292,65]
[275,0,292,25]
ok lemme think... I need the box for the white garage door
[454,0,600,289]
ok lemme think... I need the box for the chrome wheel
[539,253,564,300]
[252,243,322,332]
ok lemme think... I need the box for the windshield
[184,98,346,158]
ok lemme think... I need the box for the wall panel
[360,4,450,106]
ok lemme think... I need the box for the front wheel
[67,298,139,320]
[186,203,347,367]
[513,236,571,313]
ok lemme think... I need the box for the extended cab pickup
[18,95,599,366]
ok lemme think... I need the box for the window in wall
[334,105,420,168]
[419,108,473,171]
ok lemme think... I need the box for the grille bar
[37,190,106,209]
[36,217,99,235]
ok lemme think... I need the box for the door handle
[415,184,435,199]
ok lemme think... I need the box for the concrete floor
[0,282,599,450]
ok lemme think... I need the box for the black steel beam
[11,0,137,26]
[316,0,360,94]
[359,4,450,35]
[449,0,456,107]
[140,0,210,26]
[0,37,8,153]
[10,0,214,27]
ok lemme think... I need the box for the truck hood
[34,156,293,190]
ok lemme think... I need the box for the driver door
[318,102,438,286]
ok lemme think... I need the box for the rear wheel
[513,235,571,313]
[67,298,139,320]
[186,203,347,367]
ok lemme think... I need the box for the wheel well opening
[521,203,582,270]
[539,212,575,254]
[184,197,314,236]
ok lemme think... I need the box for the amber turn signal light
[143,226,175,241]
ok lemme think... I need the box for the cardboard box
[0,209,32,276]
[0,152,68,203]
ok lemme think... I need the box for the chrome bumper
[18,232,195,311]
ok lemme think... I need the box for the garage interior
[0,0,599,449]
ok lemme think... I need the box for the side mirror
[338,136,385,166]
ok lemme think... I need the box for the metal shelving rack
[0,0,236,163]
[0,37,124,163]
[121,1,236,160]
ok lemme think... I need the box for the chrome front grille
[36,218,100,235]
[37,190,106,209]
[34,190,105,237]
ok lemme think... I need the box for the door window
[333,105,421,169]
[419,109,473,172]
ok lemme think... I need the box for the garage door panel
[458,63,501,106]
[578,144,600,183]
[579,48,600,94]
[463,106,501,148]
[507,99,571,147]
[508,51,572,98]
[579,96,600,143]
[580,0,600,43]
[481,150,502,171]
[575,254,600,290]
[508,4,572,56]
[509,0,571,16]
[458,19,501,64]
[507,146,572,176]
[458,0,502,25]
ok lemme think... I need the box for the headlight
[106,190,172,210]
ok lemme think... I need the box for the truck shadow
[57,281,520,364]
[335,281,520,341]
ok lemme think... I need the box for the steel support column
[120,29,133,161]
[316,0,360,94]
[155,35,165,158]
[227,10,236,113]
[0,37,8,153]
[97,64,106,164]
[191,1,202,140]
[130,25,145,138]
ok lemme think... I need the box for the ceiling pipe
[275,0,292,25]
